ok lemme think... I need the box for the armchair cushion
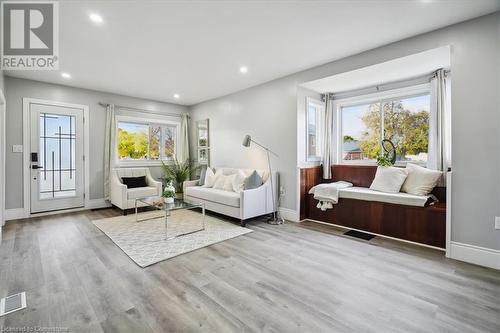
[127,187,159,200]
[121,176,148,188]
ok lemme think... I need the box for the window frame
[305,97,325,162]
[333,84,431,166]
[114,115,181,167]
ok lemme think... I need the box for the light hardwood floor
[0,208,499,332]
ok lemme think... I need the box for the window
[338,87,430,165]
[306,98,324,161]
[117,120,178,162]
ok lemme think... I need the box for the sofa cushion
[127,186,158,199]
[184,186,240,207]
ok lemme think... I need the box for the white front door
[29,102,85,213]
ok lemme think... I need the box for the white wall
[5,77,189,209]
[190,13,500,251]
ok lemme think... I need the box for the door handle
[31,165,43,169]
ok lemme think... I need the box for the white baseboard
[5,198,111,221]
[5,208,27,221]
[279,207,299,222]
[449,242,500,270]
[86,198,111,209]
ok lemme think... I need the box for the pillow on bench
[369,166,408,193]
[402,163,442,196]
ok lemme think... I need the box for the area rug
[92,210,252,267]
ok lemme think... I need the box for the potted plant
[376,154,393,167]
[162,186,176,203]
[161,158,199,197]
[377,139,396,167]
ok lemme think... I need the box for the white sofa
[183,168,277,226]
[110,168,162,213]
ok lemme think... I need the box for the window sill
[115,160,174,168]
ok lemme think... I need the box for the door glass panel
[39,113,76,199]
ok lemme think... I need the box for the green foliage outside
[117,128,148,159]
[359,101,429,160]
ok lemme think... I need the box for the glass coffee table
[134,197,205,241]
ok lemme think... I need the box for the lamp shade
[242,135,251,147]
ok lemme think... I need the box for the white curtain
[103,104,115,200]
[181,113,190,161]
[322,94,334,179]
[428,69,451,180]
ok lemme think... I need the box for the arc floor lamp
[242,135,284,224]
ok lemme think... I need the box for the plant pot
[165,197,174,204]
[176,192,183,199]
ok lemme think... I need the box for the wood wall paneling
[300,165,447,248]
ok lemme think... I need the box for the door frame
[0,89,5,243]
[22,98,90,216]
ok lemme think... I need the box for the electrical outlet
[495,216,500,230]
[279,186,285,196]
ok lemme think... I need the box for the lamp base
[266,213,284,225]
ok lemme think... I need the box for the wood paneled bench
[300,165,446,249]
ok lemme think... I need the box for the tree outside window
[342,94,430,163]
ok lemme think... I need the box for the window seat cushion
[338,186,433,207]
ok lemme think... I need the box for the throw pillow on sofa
[232,170,246,192]
[197,166,208,186]
[401,163,442,196]
[121,176,148,188]
[369,166,408,193]
[203,167,217,188]
[213,174,226,190]
[244,170,263,190]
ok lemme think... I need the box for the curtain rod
[98,102,189,118]
[323,68,450,99]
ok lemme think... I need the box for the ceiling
[5,0,500,106]
[301,46,451,93]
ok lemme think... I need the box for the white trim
[305,97,324,162]
[303,218,445,251]
[445,171,452,257]
[279,207,299,222]
[5,208,27,221]
[449,242,500,270]
[22,98,90,216]
[0,89,5,244]
[5,198,110,221]
[114,115,181,167]
[86,198,111,209]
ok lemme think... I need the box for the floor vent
[0,292,27,316]
[344,230,375,241]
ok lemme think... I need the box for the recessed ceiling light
[239,66,248,73]
[61,72,71,79]
[173,94,180,99]
[89,13,103,24]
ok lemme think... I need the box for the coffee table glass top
[137,197,201,211]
